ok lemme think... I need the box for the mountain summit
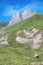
[22,8,36,19]
[8,12,22,26]
[8,8,36,26]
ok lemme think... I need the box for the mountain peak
[24,8,33,12]
[8,12,22,26]
[22,8,36,19]
[8,8,37,26]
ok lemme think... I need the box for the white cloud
[3,6,16,17]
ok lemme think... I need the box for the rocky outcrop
[16,37,32,43]
[32,33,42,49]
[0,34,9,45]
[16,28,43,49]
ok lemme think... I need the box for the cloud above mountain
[0,0,43,22]
[3,6,16,17]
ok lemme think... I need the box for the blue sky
[0,0,43,22]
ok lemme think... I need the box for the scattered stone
[34,54,39,58]
[40,62,43,65]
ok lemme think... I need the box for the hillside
[0,22,8,28]
[6,14,43,32]
[5,14,43,48]
[0,14,43,65]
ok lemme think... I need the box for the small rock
[40,62,43,65]
[34,53,39,58]
[31,62,35,65]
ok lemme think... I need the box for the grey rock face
[22,9,36,20]
[8,12,22,26]
[8,9,36,26]
[0,34,9,45]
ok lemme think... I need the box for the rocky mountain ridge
[8,9,36,26]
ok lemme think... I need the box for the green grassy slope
[0,45,43,65]
[0,14,43,65]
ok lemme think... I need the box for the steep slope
[8,12,22,26]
